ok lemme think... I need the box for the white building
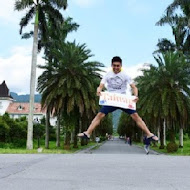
[0,81,56,126]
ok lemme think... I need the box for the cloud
[72,0,104,8]
[124,63,150,79]
[102,63,149,80]
[0,0,30,24]
[0,45,149,96]
[0,45,45,95]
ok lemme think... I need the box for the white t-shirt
[101,70,133,94]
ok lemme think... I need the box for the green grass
[168,140,190,156]
[0,140,97,154]
[135,139,190,156]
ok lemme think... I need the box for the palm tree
[41,17,79,56]
[156,16,190,54]
[37,41,104,149]
[166,0,190,22]
[15,0,67,149]
[154,38,176,54]
[136,52,190,148]
[156,1,190,54]
[35,17,79,149]
[96,113,113,137]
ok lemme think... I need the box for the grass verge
[134,139,190,156]
[0,140,97,154]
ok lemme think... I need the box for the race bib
[99,92,136,110]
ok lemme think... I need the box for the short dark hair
[112,56,122,64]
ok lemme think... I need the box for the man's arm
[130,83,139,102]
[97,83,104,96]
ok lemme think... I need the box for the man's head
[111,56,122,74]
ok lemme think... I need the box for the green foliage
[33,123,45,139]
[117,112,142,141]
[49,125,56,141]
[175,132,189,141]
[166,142,178,153]
[15,0,68,51]
[9,120,27,143]
[0,114,45,146]
[136,52,190,131]
[154,38,176,54]
[100,136,106,142]
[42,17,79,56]
[0,116,10,143]
[156,0,190,55]
[38,41,104,116]
[38,40,104,147]
[97,114,113,136]
[1,114,27,143]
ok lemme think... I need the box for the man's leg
[130,113,158,141]
[77,112,105,138]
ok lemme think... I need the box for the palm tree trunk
[179,128,183,148]
[80,116,88,146]
[159,120,165,149]
[56,113,60,147]
[141,131,144,142]
[169,120,175,143]
[71,131,74,144]
[27,10,39,150]
[64,129,71,150]
[73,119,79,148]
[157,126,160,144]
[163,119,166,146]
[45,109,50,149]
[92,131,96,142]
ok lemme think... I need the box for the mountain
[10,92,41,103]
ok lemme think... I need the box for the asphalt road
[90,137,158,154]
[0,138,190,190]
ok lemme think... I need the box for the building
[0,81,56,126]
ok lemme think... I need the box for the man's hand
[133,96,139,103]
[97,87,102,96]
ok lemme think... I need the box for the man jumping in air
[78,56,158,142]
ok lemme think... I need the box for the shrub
[9,121,27,142]
[183,133,189,141]
[100,136,106,142]
[11,139,26,148]
[33,123,45,139]
[166,142,178,153]
[0,117,10,142]
[49,125,56,141]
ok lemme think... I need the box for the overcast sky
[0,0,173,94]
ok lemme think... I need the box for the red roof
[6,103,46,115]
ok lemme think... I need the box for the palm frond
[14,0,34,11]
[19,6,35,34]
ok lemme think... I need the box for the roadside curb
[74,141,105,154]
[134,144,165,155]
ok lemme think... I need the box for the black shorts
[99,106,137,115]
